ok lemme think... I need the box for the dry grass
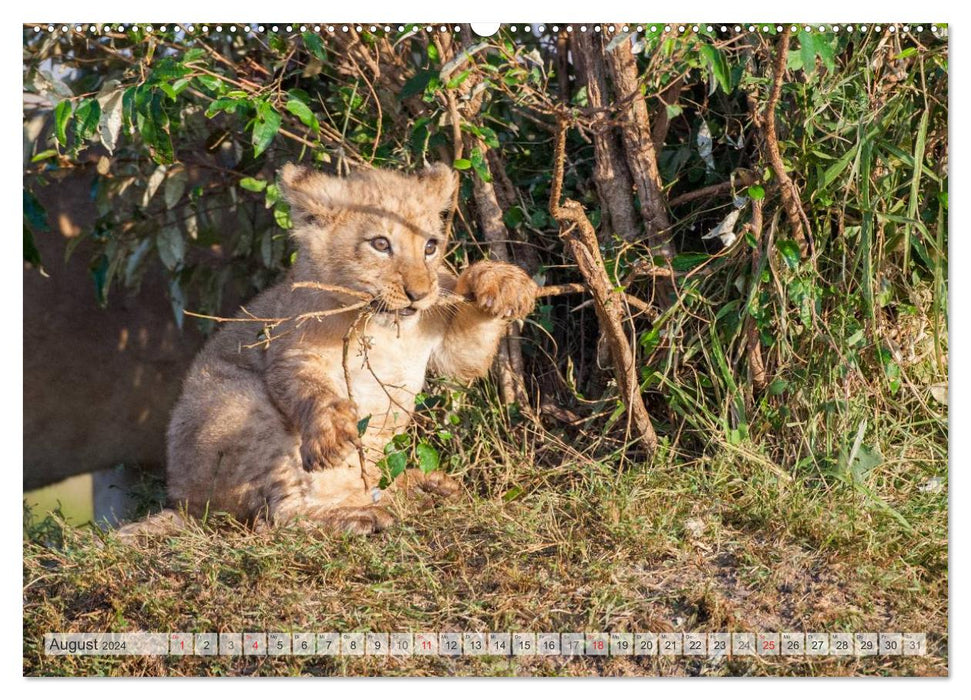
[24,428,947,677]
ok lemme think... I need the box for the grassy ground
[23,405,947,677]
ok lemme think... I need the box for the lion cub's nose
[405,288,430,302]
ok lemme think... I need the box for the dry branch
[763,32,814,257]
[744,199,767,394]
[342,308,375,492]
[549,117,659,456]
[668,171,758,209]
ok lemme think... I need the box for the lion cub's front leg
[430,261,538,381]
[265,347,360,471]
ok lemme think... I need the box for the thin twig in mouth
[183,279,658,339]
[290,281,374,300]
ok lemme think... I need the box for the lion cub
[164,163,537,534]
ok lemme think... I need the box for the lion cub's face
[280,163,458,315]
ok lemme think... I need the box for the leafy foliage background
[23,23,947,479]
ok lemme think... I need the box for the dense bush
[23,23,948,481]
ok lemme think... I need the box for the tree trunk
[603,36,674,259]
[574,31,641,244]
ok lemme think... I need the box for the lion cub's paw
[115,509,186,545]
[456,261,538,320]
[328,506,396,535]
[401,469,462,499]
[300,398,361,471]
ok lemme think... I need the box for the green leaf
[851,444,883,479]
[149,57,192,83]
[156,225,185,270]
[470,147,491,183]
[776,239,801,270]
[23,224,42,268]
[252,102,282,158]
[453,158,472,170]
[699,44,731,93]
[285,98,319,132]
[302,32,327,60]
[91,254,110,307]
[124,237,153,286]
[23,190,49,232]
[273,204,292,230]
[446,69,471,90]
[72,99,101,144]
[169,278,185,329]
[164,169,188,209]
[357,415,371,437]
[181,47,207,64]
[140,94,175,164]
[798,31,817,75]
[814,34,836,73]
[671,252,710,271]
[194,74,225,93]
[502,486,524,502]
[157,82,178,101]
[504,206,524,229]
[747,184,765,200]
[54,100,72,146]
[205,96,248,118]
[386,450,407,479]
[400,70,435,99]
[572,85,589,107]
[416,442,440,474]
[239,177,267,192]
[427,42,440,62]
[819,146,858,192]
[30,149,58,162]
[665,103,683,119]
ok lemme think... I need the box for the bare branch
[549,117,659,455]
[762,32,814,257]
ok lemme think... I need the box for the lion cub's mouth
[370,302,418,318]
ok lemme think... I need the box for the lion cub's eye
[370,237,392,253]
[424,239,439,257]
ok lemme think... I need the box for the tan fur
[164,163,538,534]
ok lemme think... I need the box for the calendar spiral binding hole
[29,23,944,37]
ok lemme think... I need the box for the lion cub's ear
[278,163,345,228]
[418,163,459,214]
